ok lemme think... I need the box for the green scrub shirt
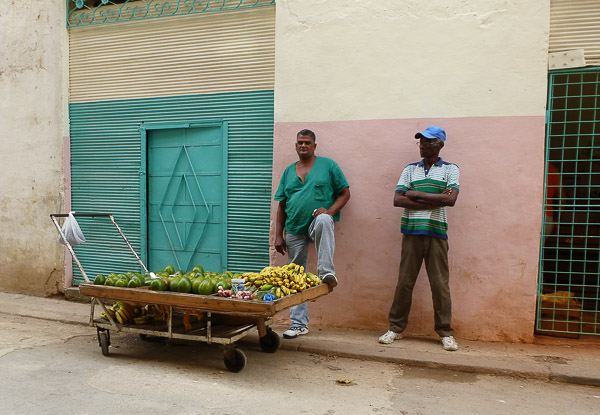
[274,156,349,235]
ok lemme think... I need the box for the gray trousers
[388,234,454,337]
[286,214,335,328]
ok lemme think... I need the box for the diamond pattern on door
[157,145,211,270]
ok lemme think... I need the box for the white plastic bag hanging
[58,212,86,246]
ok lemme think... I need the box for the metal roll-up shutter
[69,7,275,102]
[550,0,600,65]
[68,7,275,283]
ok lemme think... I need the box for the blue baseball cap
[415,126,446,142]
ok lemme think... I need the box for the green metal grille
[538,67,600,337]
[67,0,275,27]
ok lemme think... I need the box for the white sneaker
[283,327,309,339]
[441,336,459,351]
[378,330,402,344]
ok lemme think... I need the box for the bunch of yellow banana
[99,301,135,324]
[242,263,322,299]
[100,302,166,325]
[140,303,168,324]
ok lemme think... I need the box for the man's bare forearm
[405,189,458,207]
[326,187,350,216]
[394,193,441,210]
[275,201,286,237]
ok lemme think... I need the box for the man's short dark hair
[297,129,316,143]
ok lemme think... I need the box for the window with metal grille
[538,68,600,337]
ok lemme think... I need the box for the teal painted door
[146,124,227,273]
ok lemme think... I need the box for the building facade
[1,0,598,341]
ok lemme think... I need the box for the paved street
[1,312,599,415]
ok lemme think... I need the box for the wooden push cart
[51,213,331,372]
[79,283,330,372]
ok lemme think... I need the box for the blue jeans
[286,214,336,328]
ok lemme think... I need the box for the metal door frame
[138,120,229,269]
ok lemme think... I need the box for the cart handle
[50,213,149,280]
[50,213,113,218]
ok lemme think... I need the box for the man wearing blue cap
[379,126,460,351]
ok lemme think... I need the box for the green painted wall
[69,90,274,284]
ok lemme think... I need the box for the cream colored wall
[275,0,549,121]
[0,1,68,295]
[272,1,551,342]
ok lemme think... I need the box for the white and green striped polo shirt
[395,158,460,240]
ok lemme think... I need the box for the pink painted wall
[270,116,545,342]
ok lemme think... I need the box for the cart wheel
[98,331,110,356]
[259,328,280,353]
[224,347,247,373]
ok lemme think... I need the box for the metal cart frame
[51,213,330,372]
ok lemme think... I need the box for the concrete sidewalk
[0,291,598,386]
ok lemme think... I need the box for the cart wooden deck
[79,282,332,371]
[79,283,331,318]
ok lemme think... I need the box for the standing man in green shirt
[274,129,350,339]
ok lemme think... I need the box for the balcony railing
[67,0,275,27]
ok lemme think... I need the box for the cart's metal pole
[50,215,91,283]
[89,298,95,326]
[108,215,149,273]
[51,213,149,273]
[207,312,212,344]
[50,213,121,331]
[90,297,120,330]
[168,306,173,338]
